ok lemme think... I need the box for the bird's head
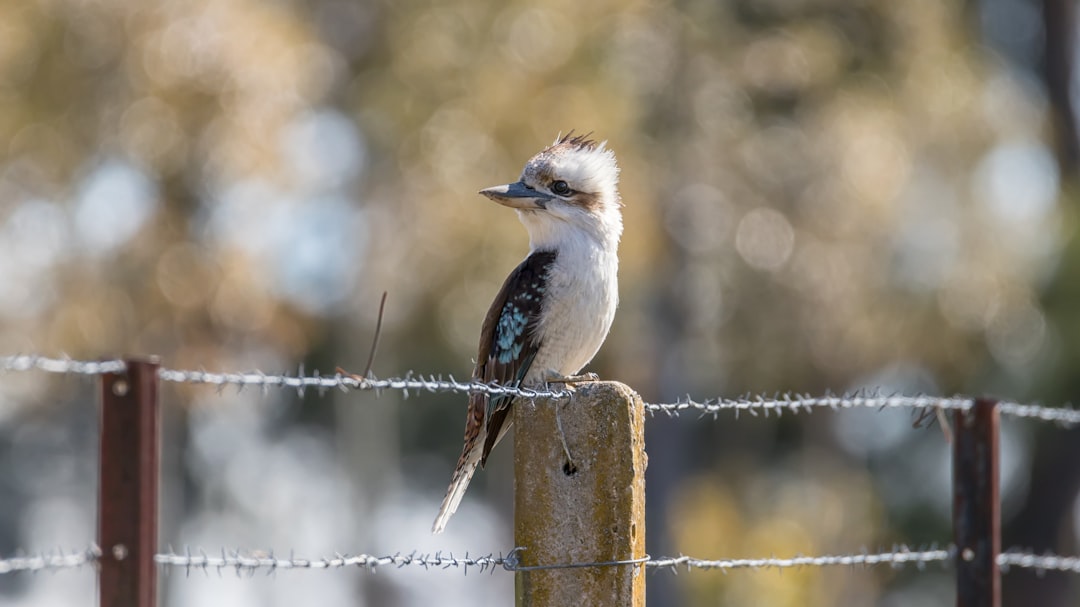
[480,132,623,251]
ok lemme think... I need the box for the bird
[431,132,623,534]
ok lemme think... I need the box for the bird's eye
[551,180,572,196]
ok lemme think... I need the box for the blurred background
[0,0,1077,604]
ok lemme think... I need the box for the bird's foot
[541,370,600,386]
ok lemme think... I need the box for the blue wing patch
[494,304,528,364]
[475,250,556,465]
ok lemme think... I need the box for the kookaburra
[432,133,623,533]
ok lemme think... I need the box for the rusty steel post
[99,359,160,607]
[953,398,1001,607]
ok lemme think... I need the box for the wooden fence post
[99,358,160,607]
[953,398,1000,607]
[513,381,646,606]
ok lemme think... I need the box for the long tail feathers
[432,450,481,534]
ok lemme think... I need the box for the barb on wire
[0,546,99,574]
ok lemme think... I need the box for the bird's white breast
[527,232,619,381]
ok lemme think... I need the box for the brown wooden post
[953,398,1000,607]
[99,358,160,607]
[513,381,646,606]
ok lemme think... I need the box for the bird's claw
[542,371,600,386]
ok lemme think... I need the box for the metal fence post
[953,398,1000,607]
[513,381,646,606]
[99,358,160,607]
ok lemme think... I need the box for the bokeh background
[0,0,1077,604]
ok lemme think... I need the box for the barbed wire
[647,394,1080,426]
[156,368,572,400]
[645,394,968,418]
[999,551,1080,574]
[154,547,516,575]
[646,546,952,572]
[995,402,1080,425]
[3,354,1079,426]
[0,355,572,400]
[4,545,1079,577]
[0,355,126,376]
[0,547,99,574]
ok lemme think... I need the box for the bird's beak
[479,181,552,210]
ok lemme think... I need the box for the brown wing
[433,250,557,533]
[473,250,556,466]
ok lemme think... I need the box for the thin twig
[337,291,388,382]
[364,291,388,378]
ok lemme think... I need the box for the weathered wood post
[513,381,646,606]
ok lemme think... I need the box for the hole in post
[562,460,578,476]
[112,379,129,397]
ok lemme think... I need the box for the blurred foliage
[0,0,1076,605]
